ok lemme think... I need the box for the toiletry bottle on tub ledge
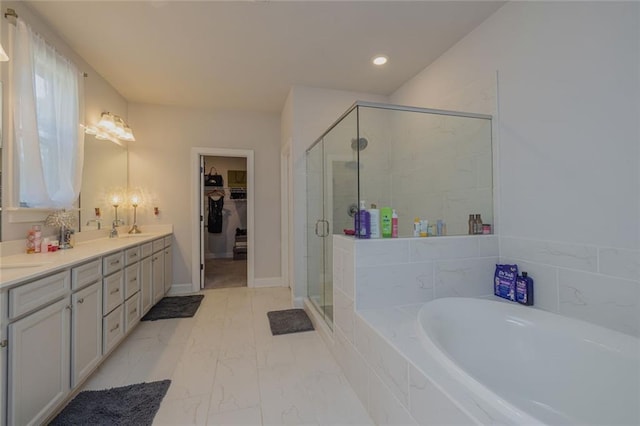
[516,272,534,305]
[358,200,371,239]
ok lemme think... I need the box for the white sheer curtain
[12,18,84,208]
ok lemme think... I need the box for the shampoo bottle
[516,272,534,306]
[33,225,42,253]
[380,207,393,238]
[358,200,371,239]
[391,209,398,238]
[369,204,380,238]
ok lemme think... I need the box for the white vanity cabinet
[152,239,165,304]
[163,236,173,295]
[140,242,154,315]
[1,231,173,425]
[6,273,71,426]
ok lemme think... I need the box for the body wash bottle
[413,217,421,237]
[516,272,534,305]
[380,207,393,238]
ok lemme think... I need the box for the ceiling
[26,1,504,113]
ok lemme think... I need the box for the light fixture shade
[97,112,116,131]
[0,43,8,62]
[85,112,135,143]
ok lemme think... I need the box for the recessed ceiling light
[372,55,388,66]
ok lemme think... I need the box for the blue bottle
[516,272,534,305]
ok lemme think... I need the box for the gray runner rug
[142,295,204,321]
[267,309,314,335]
[48,380,171,426]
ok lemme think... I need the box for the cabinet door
[8,298,71,426]
[164,246,173,294]
[71,282,102,388]
[140,256,153,314]
[152,250,165,304]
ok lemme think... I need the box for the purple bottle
[358,200,370,239]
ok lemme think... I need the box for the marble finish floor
[81,287,372,425]
[204,258,247,289]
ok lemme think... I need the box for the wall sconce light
[0,43,9,62]
[84,112,135,143]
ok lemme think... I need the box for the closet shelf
[203,186,247,190]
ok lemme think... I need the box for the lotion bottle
[369,204,380,238]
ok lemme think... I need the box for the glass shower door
[306,140,326,319]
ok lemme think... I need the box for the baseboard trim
[253,277,283,288]
[168,283,195,295]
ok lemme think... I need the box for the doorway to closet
[203,155,248,289]
[191,148,255,292]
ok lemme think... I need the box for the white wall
[282,86,387,304]
[391,2,640,335]
[1,1,128,241]
[128,104,281,286]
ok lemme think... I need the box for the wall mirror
[80,135,128,231]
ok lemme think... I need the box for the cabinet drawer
[124,246,140,265]
[141,242,153,259]
[124,263,140,299]
[164,235,172,248]
[152,238,164,253]
[72,259,102,290]
[103,271,124,315]
[9,271,70,319]
[124,292,141,333]
[103,251,124,276]
[103,305,124,354]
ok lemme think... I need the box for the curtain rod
[3,8,88,78]
[4,8,17,20]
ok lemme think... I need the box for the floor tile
[77,286,371,425]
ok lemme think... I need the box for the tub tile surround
[501,236,640,337]
[328,235,501,425]
[327,234,640,425]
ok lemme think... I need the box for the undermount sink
[115,234,152,239]
[0,262,53,270]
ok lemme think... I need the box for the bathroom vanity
[0,229,173,425]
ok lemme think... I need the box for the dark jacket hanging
[208,195,224,233]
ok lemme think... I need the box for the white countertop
[0,226,172,290]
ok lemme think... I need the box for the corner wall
[390,1,640,336]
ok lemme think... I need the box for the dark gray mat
[49,380,170,426]
[141,295,204,321]
[267,309,314,335]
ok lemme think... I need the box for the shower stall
[306,101,493,328]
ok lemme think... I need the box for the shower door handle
[315,220,330,237]
[322,220,330,237]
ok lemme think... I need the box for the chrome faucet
[86,218,102,230]
[109,219,125,238]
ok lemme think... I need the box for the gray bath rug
[141,295,204,321]
[48,380,171,426]
[267,308,314,335]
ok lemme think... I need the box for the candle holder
[128,199,141,234]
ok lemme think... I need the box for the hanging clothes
[208,194,224,233]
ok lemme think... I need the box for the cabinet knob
[110,323,120,333]
[65,305,72,311]
[110,260,120,266]
[110,288,120,295]
[78,298,84,304]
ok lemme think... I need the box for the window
[12,18,84,208]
